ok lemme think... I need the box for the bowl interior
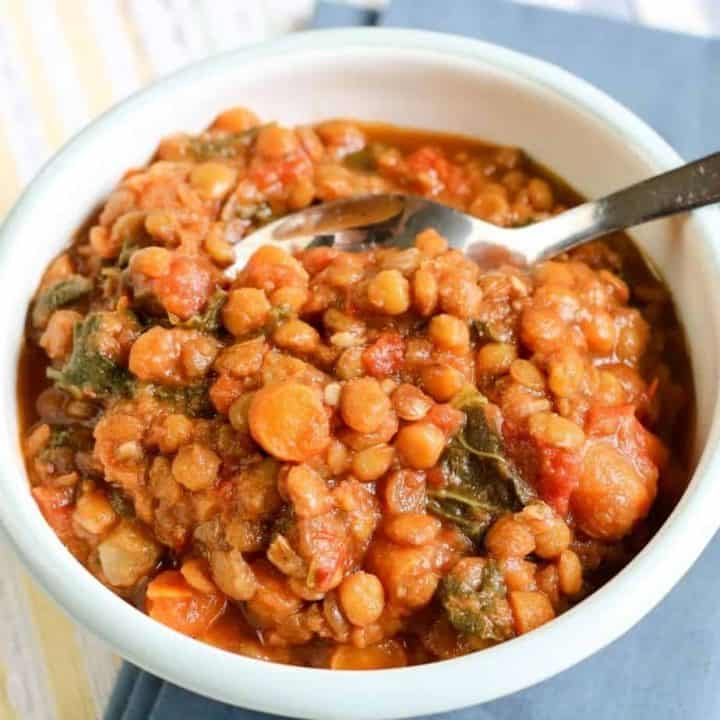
[0,31,718,720]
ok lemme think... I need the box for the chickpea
[499,557,538,592]
[172,443,221,491]
[287,176,315,210]
[273,319,319,354]
[180,557,217,594]
[285,464,333,517]
[527,178,554,211]
[335,346,365,380]
[616,313,650,364]
[204,224,235,267]
[73,491,117,535]
[129,246,172,278]
[156,413,193,454]
[535,564,560,608]
[470,189,510,225]
[582,310,617,355]
[98,523,160,587]
[414,228,448,257]
[528,412,585,451]
[181,335,219,379]
[520,504,572,558]
[214,338,266,378]
[222,287,270,336]
[26,424,50,458]
[367,269,410,315]
[557,549,583,596]
[476,342,517,377]
[338,572,385,627]
[547,347,585,398]
[190,162,237,200]
[327,253,366,289]
[379,247,421,275]
[383,513,441,546]
[438,276,482,319]
[534,261,575,287]
[572,441,654,541]
[391,384,433,421]
[341,377,392,434]
[508,359,545,391]
[256,124,298,159]
[485,515,536,558]
[420,364,465,403]
[381,469,426,514]
[521,307,566,354]
[501,169,528,193]
[316,121,366,156]
[428,314,470,353]
[39,309,82,360]
[211,106,259,132]
[395,422,446,470]
[228,393,255,434]
[595,369,626,407]
[326,438,350,475]
[89,225,119,259]
[366,539,439,609]
[412,268,438,316]
[270,285,308,313]
[352,444,395,482]
[210,549,257,601]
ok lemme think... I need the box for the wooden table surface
[0,1,717,718]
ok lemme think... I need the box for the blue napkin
[107,3,720,718]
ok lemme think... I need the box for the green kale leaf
[32,275,93,328]
[427,388,535,543]
[168,289,227,334]
[439,559,514,642]
[47,313,135,398]
[189,125,264,161]
[143,382,213,418]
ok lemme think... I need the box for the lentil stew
[19,108,693,669]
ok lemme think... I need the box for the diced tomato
[586,404,668,472]
[146,570,226,638]
[299,512,349,592]
[534,446,581,516]
[154,255,214,320]
[32,486,74,539]
[250,152,312,193]
[405,146,452,195]
[426,403,464,437]
[362,333,405,378]
[240,246,307,294]
[209,373,246,414]
[301,246,339,275]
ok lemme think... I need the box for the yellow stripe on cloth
[0,120,21,219]
[1,0,65,150]
[22,577,97,720]
[54,0,114,116]
[0,663,20,720]
[116,0,154,84]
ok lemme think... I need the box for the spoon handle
[526,151,720,262]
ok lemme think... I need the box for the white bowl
[1,28,718,720]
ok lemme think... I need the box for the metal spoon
[227,151,720,273]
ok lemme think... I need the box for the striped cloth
[0,2,718,719]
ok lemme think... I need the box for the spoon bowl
[228,151,720,275]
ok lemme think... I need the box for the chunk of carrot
[249,381,330,461]
[146,570,226,638]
